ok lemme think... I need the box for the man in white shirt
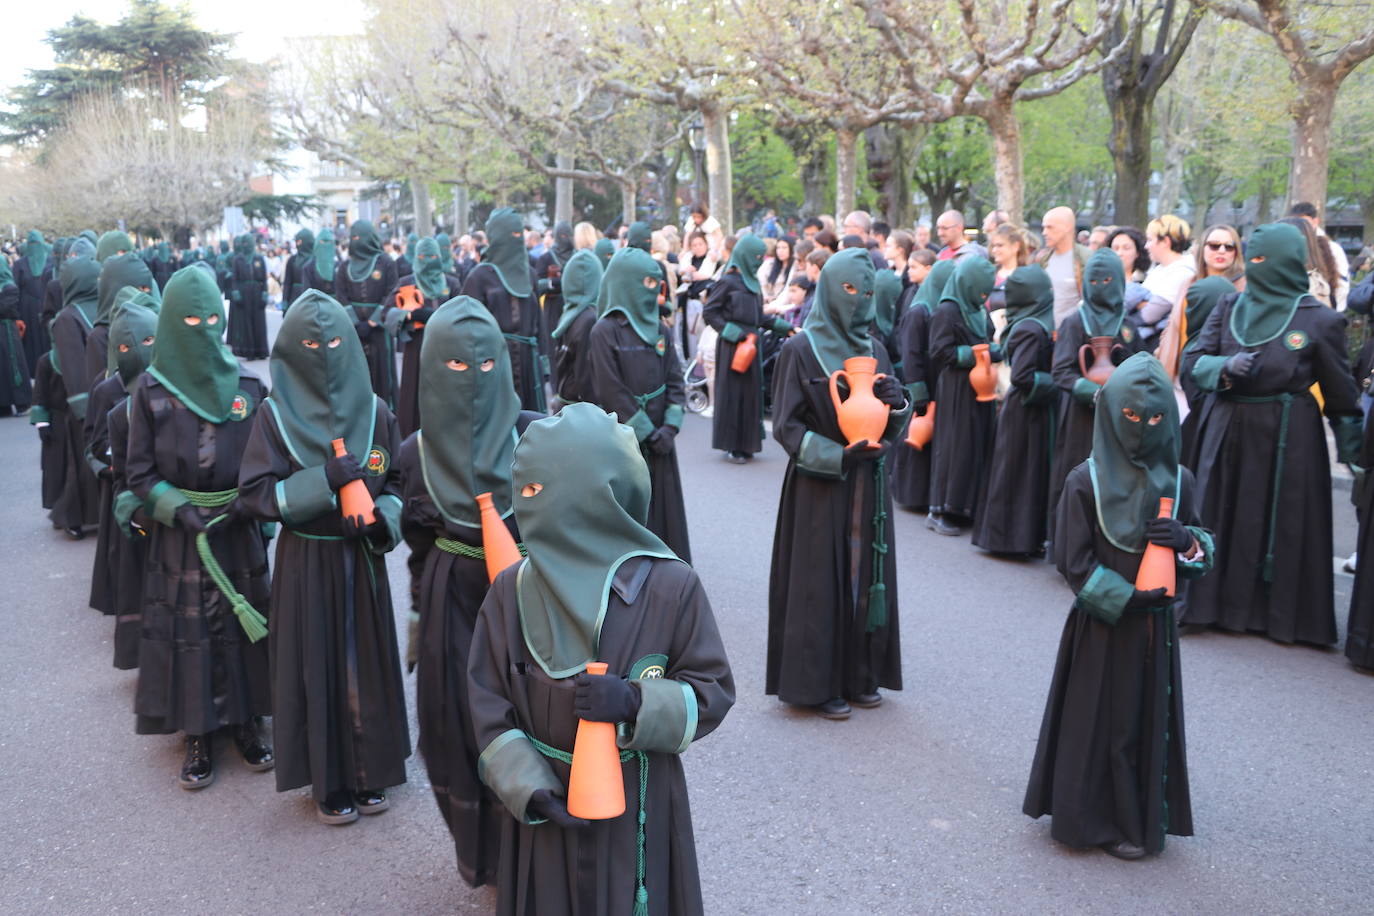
[1034,206,1089,327]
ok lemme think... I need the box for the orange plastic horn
[730,333,757,372]
[566,661,626,820]
[332,438,376,525]
[1134,496,1177,598]
[905,401,935,451]
[477,491,522,583]
[394,284,425,312]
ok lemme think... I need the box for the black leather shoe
[927,514,964,537]
[317,792,359,825]
[724,451,748,464]
[816,697,852,720]
[1101,840,1146,860]
[850,692,882,709]
[178,735,214,790]
[65,527,85,540]
[233,718,274,772]
[354,789,389,815]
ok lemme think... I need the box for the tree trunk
[1287,80,1337,218]
[801,154,828,219]
[982,100,1024,225]
[452,185,469,234]
[554,152,575,224]
[411,177,433,237]
[864,123,911,228]
[701,103,733,234]
[621,179,637,225]
[1107,87,1153,227]
[1156,144,1184,217]
[834,127,862,218]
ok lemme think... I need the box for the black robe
[972,320,1056,554]
[1181,295,1360,645]
[107,393,147,670]
[303,258,339,297]
[0,281,31,412]
[335,259,401,408]
[238,399,410,801]
[1347,410,1374,669]
[589,315,692,562]
[532,249,568,387]
[1024,464,1212,854]
[149,254,177,292]
[461,263,547,413]
[387,273,460,438]
[281,253,307,306]
[890,291,932,510]
[767,335,909,705]
[125,371,272,736]
[553,309,597,406]
[468,557,735,916]
[47,308,101,530]
[228,252,270,359]
[40,276,64,330]
[85,374,126,614]
[83,324,110,404]
[12,257,51,376]
[702,273,767,455]
[31,353,65,509]
[927,300,994,519]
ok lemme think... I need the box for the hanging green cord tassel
[181,488,269,643]
[866,455,889,632]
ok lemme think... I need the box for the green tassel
[195,516,269,643]
[633,887,649,916]
[1262,553,1274,584]
[867,582,888,631]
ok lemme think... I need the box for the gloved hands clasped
[573,670,641,723]
[873,374,906,408]
[1145,516,1194,553]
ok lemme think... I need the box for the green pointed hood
[939,255,996,340]
[412,237,447,299]
[25,230,50,275]
[600,247,663,346]
[626,221,652,252]
[60,257,101,328]
[218,240,230,254]
[67,237,96,261]
[79,229,99,248]
[551,249,603,339]
[803,247,876,375]
[96,230,133,263]
[1078,248,1126,338]
[153,241,170,264]
[871,268,903,337]
[148,267,240,424]
[724,233,765,295]
[1002,264,1056,338]
[551,220,574,264]
[405,232,419,261]
[483,208,531,298]
[1229,222,1310,347]
[267,289,376,465]
[417,296,522,528]
[435,232,454,272]
[234,233,255,258]
[313,228,336,280]
[1183,276,1235,347]
[1088,352,1179,553]
[97,253,158,327]
[52,237,71,265]
[107,292,160,384]
[911,260,955,315]
[512,403,678,678]
[345,220,383,283]
[593,238,615,269]
[294,228,315,256]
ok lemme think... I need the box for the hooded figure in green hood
[466,402,734,915]
[395,295,541,886]
[1181,221,1362,647]
[38,237,71,328]
[588,246,692,561]
[96,230,133,263]
[226,233,269,359]
[534,220,576,333]
[237,287,410,825]
[925,254,998,534]
[391,236,461,437]
[550,249,603,405]
[336,219,401,408]
[625,221,652,253]
[0,256,31,411]
[14,229,53,373]
[283,228,315,305]
[124,264,273,788]
[148,240,176,289]
[869,267,904,362]
[435,232,454,274]
[973,264,1060,555]
[703,232,796,461]
[82,253,159,410]
[304,227,338,296]
[49,256,102,426]
[1026,352,1213,862]
[889,258,954,511]
[399,231,419,277]
[460,208,547,412]
[768,247,910,720]
[1177,274,1241,448]
[593,237,615,269]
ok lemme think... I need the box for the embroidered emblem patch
[629,653,668,680]
[1284,330,1308,351]
[371,269,382,281]
[1121,325,1135,343]
[366,446,389,475]
[655,337,666,356]
[228,392,250,421]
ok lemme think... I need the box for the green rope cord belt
[632,383,666,409]
[1227,391,1293,583]
[529,735,650,916]
[867,455,889,632]
[503,332,538,347]
[180,488,268,643]
[434,537,528,560]
[502,333,547,412]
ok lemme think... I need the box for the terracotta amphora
[905,401,935,451]
[1134,496,1177,598]
[566,661,627,820]
[730,332,757,373]
[331,438,376,526]
[829,356,890,448]
[968,343,998,402]
[1078,336,1122,386]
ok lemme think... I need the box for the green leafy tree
[729,114,803,222]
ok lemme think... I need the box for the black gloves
[873,375,906,408]
[1145,516,1194,552]
[342,513,381,539]
[174,504,207,534]
[1125,587,1169,609]
[1224,350,1257,381]
[325,453,366,491]
[573,671,641,723]
[842,440,890,469]
[527,789,589,829]
[645,426,678,456]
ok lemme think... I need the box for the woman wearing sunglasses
[1194,224,1246,292]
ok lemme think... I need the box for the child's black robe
[926,300,994,519]
[461,262,548,413]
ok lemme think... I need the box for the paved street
[4,317,1372,914]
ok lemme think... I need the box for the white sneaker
[701,406,714,418]
[1343,552,1358,574]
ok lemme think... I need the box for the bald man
[935,210,988,263]
[1034,206,1090,327]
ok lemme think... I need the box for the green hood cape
[724,233,765,295]
[78,229,99,248]
[551,220,574,264]
[512,402,678,678]
[267,289,376,465]
[911,260,955,315]
[153,241,170,264]
[1183,276,1235,347]
[1088,352,1179,553]
[59,258,101,329]
[412,237,447,300]
[1002,264,1056,339]
[551,249,603,339]
[218,240,230,254]
[294,228,315,257]
[0,258,13,293]
[234,233,255,259]
[405,232,419,262]
[939,255,996,340]
[1078,248,1126,338]
[435,232,454,273]
[68,237,96,261]
[148,267,240,424]
[417,296,522,528]
[345,220,383,283]
[52,237,70,265]
[1229,221,1310,347]
[593,238,615,269]
[871,268,904,338]
[313,228,336,280]
[626,221,652,252]
[108,292,160,384]
[96,230,134,263]
[484,208,532,298]
[25,230,51,275]
[600,247,663,346]
[97,253,158,326]
[803,247,876,375]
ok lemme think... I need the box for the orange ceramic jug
[968,343,998,402]
[1134,496,1177,598]
[566,661,626,820]
[905,401,935,451]
[332,438,376,526]
[1078,336,1121,386]
[829,356,890,448]
[477,491,523,583]
[730,333,758,373]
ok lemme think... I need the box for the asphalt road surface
[4,310,1371,914]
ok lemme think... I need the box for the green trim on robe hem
[626,408,655,442]
[1024,371,1055,406]
[883,396,914,440]
[477,728,561,824]
[720,321,744,343]
[1076,563,1134,626]
[616,678,697,754]
[1179,527,1215,579]
[797,430,844,479]
[145,479,188,527]
[905,381,929,405]
[953,345,974,369]
[274,466,337,527]
[1071,376,1101,406]
[664,403,684,430]
[113,489,142,534]
[369,493,403,554]
[29,406,50,424]
[1190,354,1227,392]
[1333,415,1362,465]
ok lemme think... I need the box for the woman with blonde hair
[1194,224,1245,290]
[572,221,599,251]
[1280,216,1339,307]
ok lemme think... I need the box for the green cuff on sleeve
[989,344,1004,363]
[86,448,109,478]
[369,493,404,554]
[1178,527,1215,580]
[1190,355,1227,392]
[113,489,142,536]
[145,480,188,527]
[626,408,655,442]
[954,345,974,369]
[477,729,563,825]
[1072,376,1101,406]
[664,403,685,430]
[905,381,929,405]
[28,406,50,424]
[67,391,88,422]
[797,430,844,479]
[882,395,914,441]
[275,466,337,527]
[1075,563,1134,626]
[771,317,795,336]
[1332,415,1363,466]
[617,679,697,754]
[720,321,744,344]
[1024,371,1055,406]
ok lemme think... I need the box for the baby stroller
[681,349,710,414]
